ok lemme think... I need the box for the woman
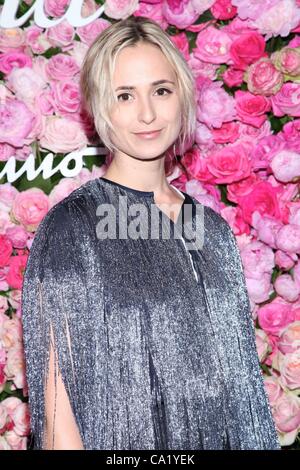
[21,16,281,450]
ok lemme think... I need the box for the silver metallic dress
[21,176,281,450]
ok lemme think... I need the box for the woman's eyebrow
[115,79,176,91]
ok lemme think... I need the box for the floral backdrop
[0,0,300,451]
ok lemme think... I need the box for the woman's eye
[155,87,172,96]
[117,88,172,102]
[117,93,132,102]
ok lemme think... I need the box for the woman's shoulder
[29,179,101,253]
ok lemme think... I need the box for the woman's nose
[137,96,156,123]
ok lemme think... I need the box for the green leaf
[218,184,236,206]
[42,47,62,59]
[194,9,214,24]
[260,363,272,376]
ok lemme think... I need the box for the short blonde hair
[80,16,197,156]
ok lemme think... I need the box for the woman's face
[108,41,182,160]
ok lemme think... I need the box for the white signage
[0,146,107,182]
[0,0,105,28]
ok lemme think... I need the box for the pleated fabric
[21,176,281,450]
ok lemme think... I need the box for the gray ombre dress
[21,176,281,450]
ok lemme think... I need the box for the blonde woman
[21,16,281,450]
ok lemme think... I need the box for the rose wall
[0,0,300,450]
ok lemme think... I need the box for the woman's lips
[134,129,162,139]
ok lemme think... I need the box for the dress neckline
[98,176,187,226]
[99,176,154,196]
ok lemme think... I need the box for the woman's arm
[22,204,89,449]
[43,325,84,450]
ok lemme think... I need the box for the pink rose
[271,82,300,117]
[264,374,284,407]
[194,25,233,64]
[11,188,49,232]
[0,52,32,75]
[238,120,272,143]
[0,143,15,162]
[289,203,300,226]
[211,0,237,20]
[272,47,300,77]
[0,436,11,450]
[7,66,47,105]
[275,250,296,270]
[255,328,270,362]
[188,54,219,80]
[35,89,55,115]
[133,2,168,29]
[48,177,81,208]
[1,396,23,416]
[235,90,271,127]
[251,134,285,171]
[163,0,213,29]
[275,350,300,391]
[0,271,9,293]
[185,179,221,212]
[0,296,8,315]
[5,226,28,250]
[0,28,25,52]
[2,315,22,347]
[21,103,46,146]
[182,148,214,182]
[32,56,49,83]
[8,289,22,311]
[245,58,284,96]
[270,150,300,183]
[195,122,214,147]
[170,32,190,61]
[4,347,26,389]
[77,164,107,186]
[82,0,100,17]
[294,261,300,289]
[229,32,267,71]
[274,274,300,303]
[206,143,251,184]
[221,205,250,235]
[49,80,81,115]
[0,99,36,147]
[276,224,300,254]
[246,274,273,304]
[11,402,30,437]
[211,121,240,144]
[0,403,8,431]
[39,116,88,153]
[227,173,258,202]
[222,67,244,87]
[241,239,275,279]
[46,53,80,81]
[0,214,15,240]
[253,0,300,40]
[196,77,236,128]
[282,119,300,152]
[25,25,51,55]
[278,321,300,354]
[6,255,28,290]
[76,19,111,46]
[238,181,281,225]
[258,298,295,336]
[4,431,27,450]
[44,0,70,17]
[104,0,139,20]
[251,213,283,249]
[0,235,13,268]
[46,19,75,48]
